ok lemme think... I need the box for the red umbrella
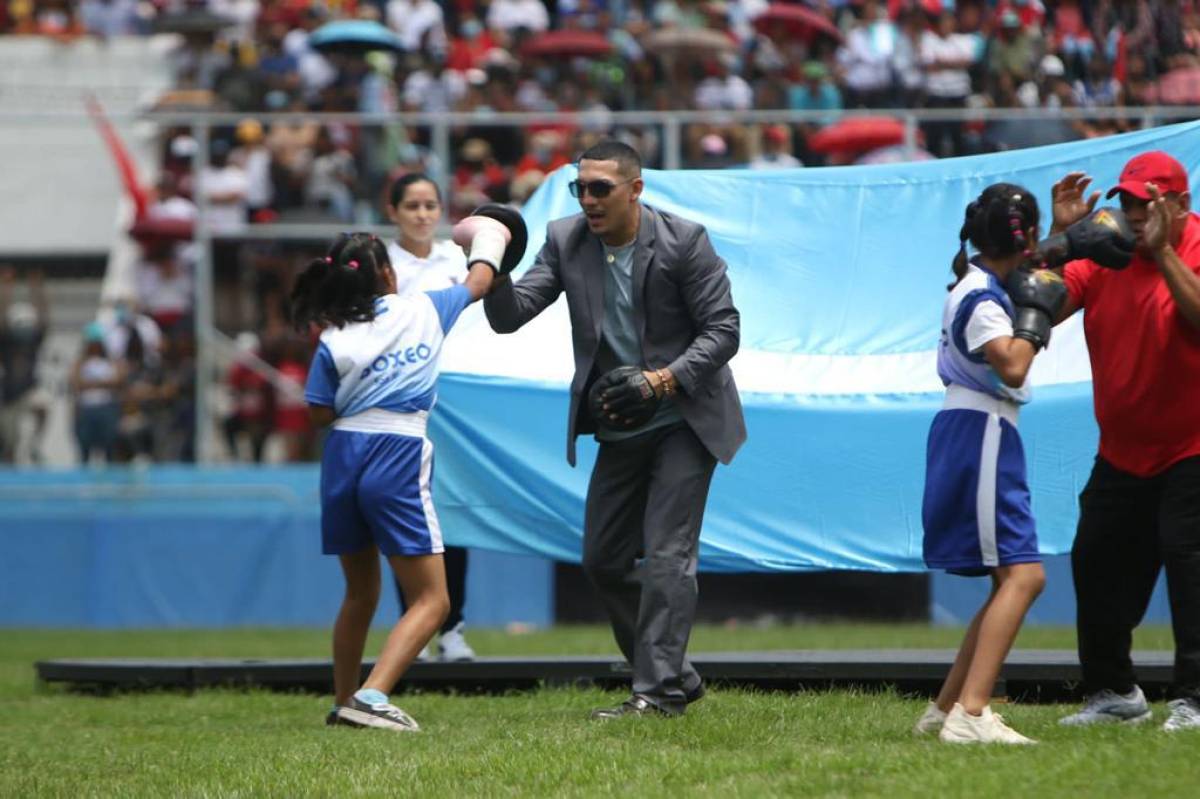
[1155,66,1200,105]
[128,216,194,243]
[753,4,843,44]
[807,117,907,155]
[520,30,612,59]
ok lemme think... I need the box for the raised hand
[1143,183,1172,253]
[1051,172,1100,231]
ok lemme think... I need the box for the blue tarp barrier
[0,466,552,627]
[433,120,1200,572]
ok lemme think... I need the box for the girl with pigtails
[913,183,1068,745]
[291,210,522,731]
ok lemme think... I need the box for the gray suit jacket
[484,204,746,466]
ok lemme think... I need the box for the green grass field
[1,625,1190,798]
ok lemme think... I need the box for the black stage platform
[36,650,1175,702]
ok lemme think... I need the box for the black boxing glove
[1005,267,1069,350]
[588,366,660,431]
[1037,207,1134,270]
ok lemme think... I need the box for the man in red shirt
[1050,151,1200,732]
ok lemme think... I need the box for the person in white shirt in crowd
[306,126,357,223]
[148,172,197,223]
[103,298,163,371]
[382,172,478,661]
[694,54,754,112]
[196,139,250,279]
[402,54,468,114]
[486,0,550,35]
[892,6,928,107]
[135,241,193,334]
[230,119,274,222]
[210,0,260,47]
[836,0,898,108]
[283,8,337,103]
[920,10,979,158]
[196,139,249,236]
[748,124,802,170]
[386,0,448,55]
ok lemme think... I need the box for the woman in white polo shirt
[386,174,470,295]
[383,173,476,661]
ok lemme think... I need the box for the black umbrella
[151,9,237,36]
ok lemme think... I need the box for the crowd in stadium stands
[3,0,1200,464]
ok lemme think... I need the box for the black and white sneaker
[1163,698,1200,732]
[1060,686,1152,726]
[332,697,421,732]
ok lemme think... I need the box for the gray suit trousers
[582,422,717,713]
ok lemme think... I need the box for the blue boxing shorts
[922,405,1040,576]
[320,428,444,557]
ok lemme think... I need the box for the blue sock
[355,688,388,706]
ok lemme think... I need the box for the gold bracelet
[656,368,673,396]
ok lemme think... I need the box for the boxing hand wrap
[452,215,512,275]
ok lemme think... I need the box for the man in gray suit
[484,140,746,718]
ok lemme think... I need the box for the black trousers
[921,95,967,158]
[1072,456,1200,699]
[396,545,467,634]
[582,422,718,713]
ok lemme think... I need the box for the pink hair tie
[347,260,360,270]
[323,257,332,264]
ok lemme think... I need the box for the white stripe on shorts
[419,438,444,552]
[975,412,1001,568]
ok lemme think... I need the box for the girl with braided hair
[292,230,499,732]
[914,183,1068,745]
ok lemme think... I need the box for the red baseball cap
[763,125,788,145]
[1106,151,1189,200]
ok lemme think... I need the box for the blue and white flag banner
[431,121,1200,572]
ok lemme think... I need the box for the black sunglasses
[568,178,636,199]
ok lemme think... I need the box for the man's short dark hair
[578,140,642,178]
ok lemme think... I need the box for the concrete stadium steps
[43,277,105,334]
[0,36,173,255]
[36,650,1177,703]
[10,278,103,465]
[0,36,176,110]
